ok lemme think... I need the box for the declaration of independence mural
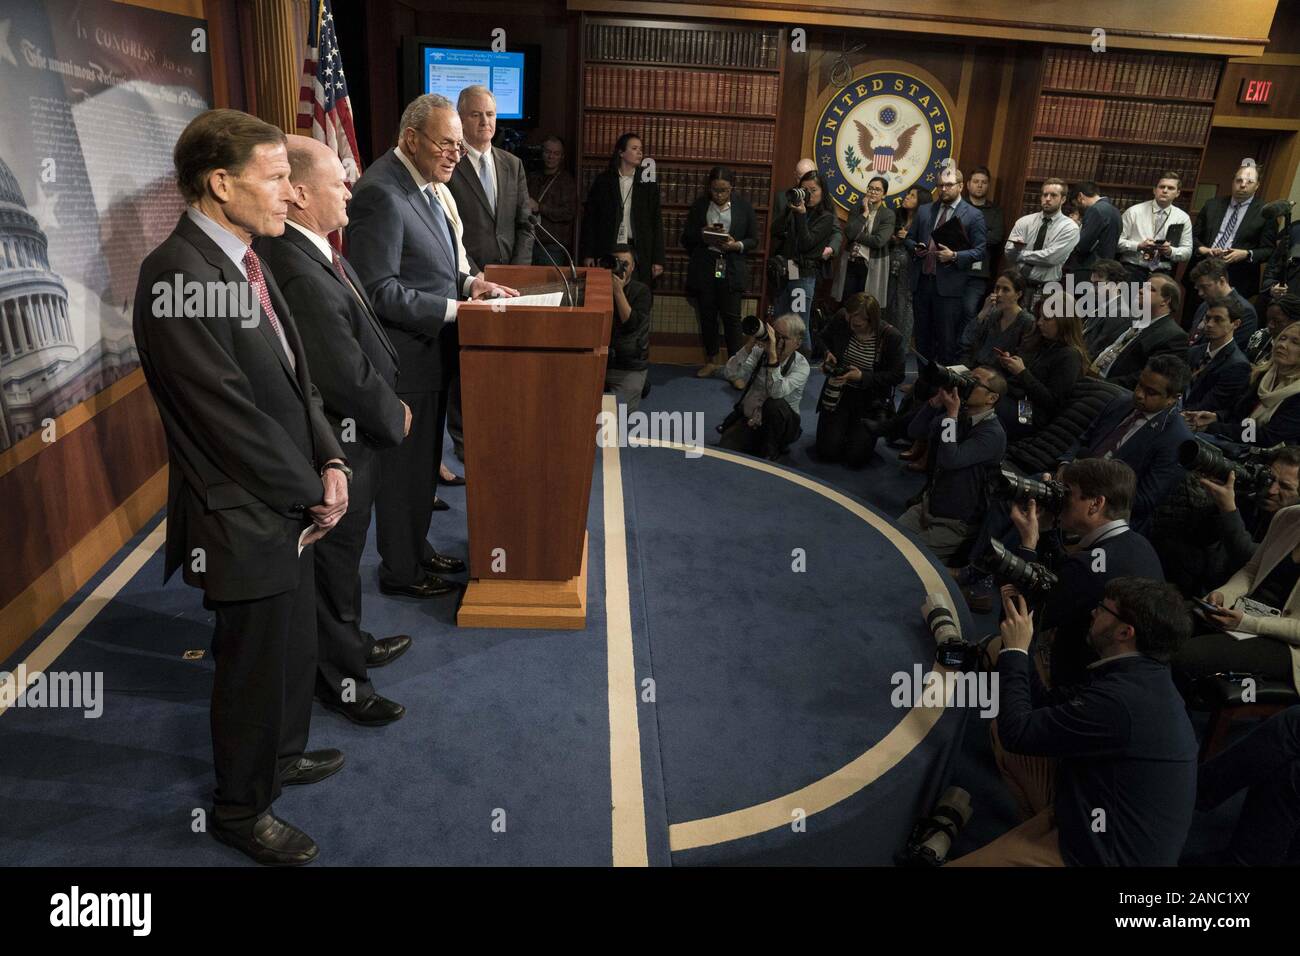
[0,0,213,451]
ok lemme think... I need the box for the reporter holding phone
[684,166,757,378]
[992,295,1092,441]
[963,269,1034,368]
[1174,503,1300,700]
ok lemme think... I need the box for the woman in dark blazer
[682,165,758,376]
[840,175,895,307]
[992,304,1091,441]
[580,132,665,287]
[815,292,905,466]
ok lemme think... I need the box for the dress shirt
[1117,200,1193,270]
[1086,651,1142,670]
[1078,518,1129,549]
[617,172,635,243]
[1005,210,1080,283]
[723,345,810,418]
[707,200,733,237]
[463,142,499,213]
[1213,195,1254,250]
[186,205,294,363]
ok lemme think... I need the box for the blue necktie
[423,186,457,259]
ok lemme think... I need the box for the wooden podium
[455,266,613,629]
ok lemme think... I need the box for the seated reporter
[1007,458,1164,690]
[992,294,1090,441]
[1079,258,1134,360]
[1183,296,1251,420]
[1092,271,1188,389]
[1174,502,1300,699]
[963,269,1034,368]
[1186,320,1300,453]
[1245,293,1300,364]
[898,366,1008,561]
[1195,704,1300,866]
[949,578,1197,867]
[719,314,810,460]
[814,292,904,466]
[1187,256,1258,350]
[604,244,652,412]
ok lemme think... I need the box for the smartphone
[1193,598,1221,615]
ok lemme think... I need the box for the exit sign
[1239,78,1273,105]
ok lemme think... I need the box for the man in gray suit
[449,84,534,269]
[346,93,516,599]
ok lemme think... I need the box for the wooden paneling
[1215,62,1300,122]
[567,0,1275,56]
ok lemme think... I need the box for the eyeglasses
[710,184,732,194]
[411,127,466,158]
[1094,601,1136,628]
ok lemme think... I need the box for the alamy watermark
[0,664,103,718]
[1040,275,1151,323]
[151,274,260,327]
[596,405,705,458]
[891,663,998,718]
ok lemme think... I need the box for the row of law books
[1019,186,1190,217]
[1095,147,1199,189]
[584,22,780,70]
[661,207,769,247]
[1034,95,1212,144]
[579,162,772,208]
[582,112,775,165]
[1026,141,1102,181]
[583,64,779,116]
[1043,48,1219,100]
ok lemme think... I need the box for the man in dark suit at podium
[133,109,349,865]
[347,93,516,599]
[1192,162,1278,300]
[255,136,411,727]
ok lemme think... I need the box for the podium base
[456,533,589,630]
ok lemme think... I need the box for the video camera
[1178,438,1278,501]
[987,464,1070,514]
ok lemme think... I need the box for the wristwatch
[322,461,353,483]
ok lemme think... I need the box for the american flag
[297,0,362,184]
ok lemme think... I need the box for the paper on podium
[491,291,565,307]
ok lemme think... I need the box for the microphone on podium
[527,212,577,306]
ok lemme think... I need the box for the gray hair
[457,84,496,112]
[397,93,454,143]
[776,313,806,341]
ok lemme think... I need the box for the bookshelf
[577,16,786,357]
[1017,47,1224,217]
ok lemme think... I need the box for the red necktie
[1094,410,1141,458]
[242,249,295,370]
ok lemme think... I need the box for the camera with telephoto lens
[916,360,978,401]
[1178,439,1275,501]
[975,539,1059,597]
[899,786,973,866]
[987,464,1070,514]
[597,254,630,279]
[740,314,772,343]
[786,186,808,206]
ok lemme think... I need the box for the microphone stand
[529,214,578,306]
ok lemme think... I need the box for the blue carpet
[0,361,1245,865]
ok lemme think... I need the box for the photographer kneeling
[604,244,652,412]
[1002,458,1164,690]
[948,578,1196,867]
[898,365,1008,561]
[814,292,904,466]
[718,314,810,461]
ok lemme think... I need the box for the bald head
[794,158,815,180]
[1232,163,1261,203]
[284,134,350,236]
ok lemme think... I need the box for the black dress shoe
[379,573,456,598]
[212,812,318,866]
[441,472,466,486]
[432,495,450,511]
[280,749,345,786]
[421,552,466,574]
[366,634,412,668]
[319,693,405,726]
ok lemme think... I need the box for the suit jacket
[1070,196,1122,276]
[580,167,666,285]
[1101,313,1188,389]
[1192,195,1278,297]
[132,213,344,601]
[682,193,758,294]
[1218,504,1300,692]
[1184,339,1251,417]
[447,147,534,271]
[904,197,988,297]
[254,226,406,472]
[346,148,473,394]
[1077,395,1191,533]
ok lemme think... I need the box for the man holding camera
[1006,458,1165,690]
[719,314,810,460]
[899,366,1008,560]
[948,578,1197,867]
[604,244,652,412]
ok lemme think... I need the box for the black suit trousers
[207,551,316,828]
[376,389,441,586]
[693,275,742,359]
[314,451,379,704]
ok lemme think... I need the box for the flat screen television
[402,37,540,127]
